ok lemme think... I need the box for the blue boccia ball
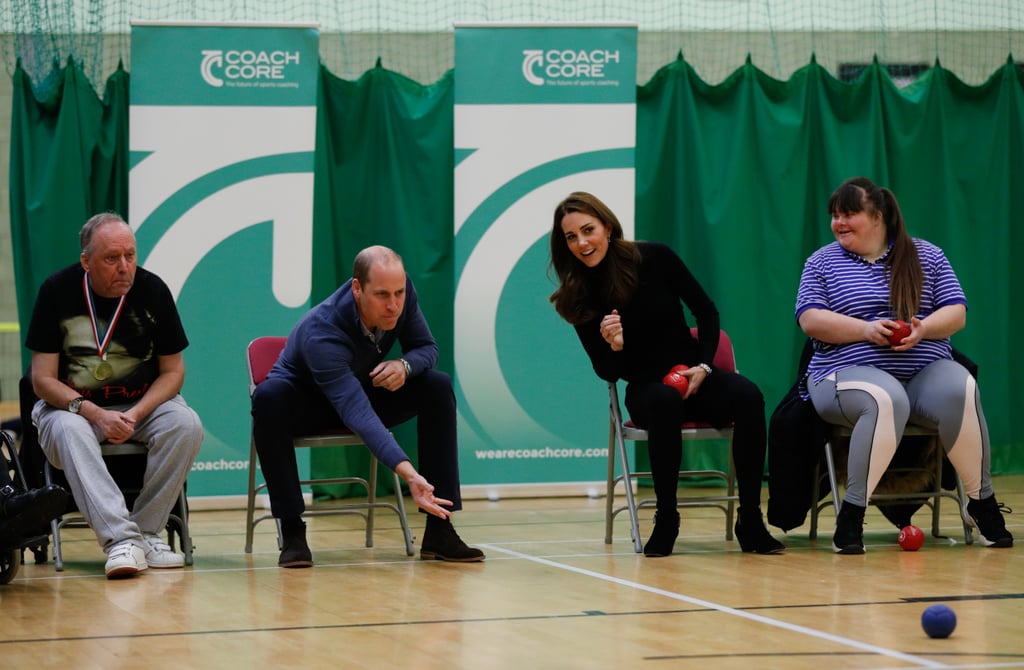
[921,604,957,638]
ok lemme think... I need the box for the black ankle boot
[735,508,784,554]
[832,502,866,554]
[643,510,680,557]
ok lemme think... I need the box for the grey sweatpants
[33,395,203,553]
[808,358,992,506]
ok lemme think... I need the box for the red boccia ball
[888,320,912,346]
[663,365,689,396]
[898,525,925,551]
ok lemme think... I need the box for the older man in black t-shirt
[25,212,203,579]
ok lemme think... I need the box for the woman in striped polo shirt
[796,177,1012,554]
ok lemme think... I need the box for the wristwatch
[400,358,412,378]
[68,396,86,414]
[697,363,713,376]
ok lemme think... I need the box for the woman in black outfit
[548,192,783,556]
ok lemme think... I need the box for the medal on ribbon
[93,360,114,381]
[83,272,126,381]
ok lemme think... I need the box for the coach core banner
[129,22,319,497]
[454,23,637,494]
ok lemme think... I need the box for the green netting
[2,1,1023,94]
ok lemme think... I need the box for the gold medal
[93,361,114,381]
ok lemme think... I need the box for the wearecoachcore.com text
[474,447,607,461]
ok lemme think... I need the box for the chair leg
[176,488,193,566]
[605,420,617,545]
[245,441,259,553]
[606,383,642,552]
[725,452,736,541]
[51,520,65,572]
[43,461,65,571]
[930,437,943,538]
[615,425,643,554]
[809,459,821,540]
[273,518,285,551]
[391,471,415,556]
[606,420,645,552]
[366,458,378,548]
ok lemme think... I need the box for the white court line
[478,543,946,668]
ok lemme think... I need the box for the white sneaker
[105,541,148,578]
[143,533,185,568]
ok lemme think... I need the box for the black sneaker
[832,502,866,554]
[966,495,1013,548]
[421,516,485,562]
[278,520,313,568]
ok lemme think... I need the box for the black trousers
[251,369,462,520]
[624,370,767,513]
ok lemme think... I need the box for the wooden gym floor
[1,474,1023,669]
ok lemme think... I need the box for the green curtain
[310,64,455,496]
[9,56,1024,485]
[9,59,129,372]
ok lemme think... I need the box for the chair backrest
[692,327,736,373]
[247,336,288,393]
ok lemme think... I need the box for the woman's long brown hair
[548,192,641,325]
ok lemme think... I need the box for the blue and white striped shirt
[795,238,966,397]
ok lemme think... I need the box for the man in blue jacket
[251,245,483,567]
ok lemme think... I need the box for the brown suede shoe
[420,516,485,562]
[278,520,314,568]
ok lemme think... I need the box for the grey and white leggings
[808,358,991,506]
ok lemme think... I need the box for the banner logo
[521,48,621,86]
[200,50,225,87]
[521,50,545,86]
[199,49,302,88]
